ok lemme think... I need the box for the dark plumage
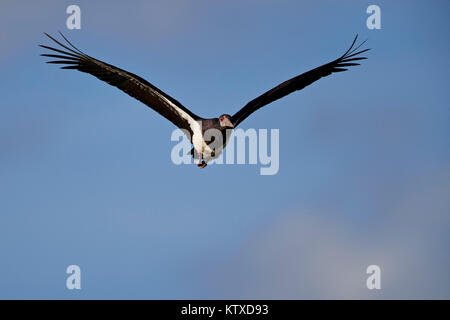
[231,36,369,127]
[40,33,369,168]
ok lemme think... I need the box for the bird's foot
[197,161,207,168]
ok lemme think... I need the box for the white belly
[194,129,232,163]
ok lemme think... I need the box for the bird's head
[219,114,234,129]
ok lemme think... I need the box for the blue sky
[0,0,449,299]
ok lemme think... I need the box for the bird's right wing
[231,35,369,127]
[40,33,200,137]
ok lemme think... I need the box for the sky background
[0,0,449,299]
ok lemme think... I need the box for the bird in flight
[40,33,369,168]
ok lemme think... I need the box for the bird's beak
[224,118,234,128]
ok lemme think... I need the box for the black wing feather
[231,35,370,127]
[40,33,200,135]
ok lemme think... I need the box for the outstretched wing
[40,32,201,136]
[231,35,369,127]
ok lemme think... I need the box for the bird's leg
[192,148,205,168]
[193,149,200,165]
[193,146,207,168]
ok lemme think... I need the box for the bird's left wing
[231,35,369,127]
[40,33,200,137]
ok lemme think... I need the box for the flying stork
[40,33,369,168]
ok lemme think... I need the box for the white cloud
[209,166,450,299]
